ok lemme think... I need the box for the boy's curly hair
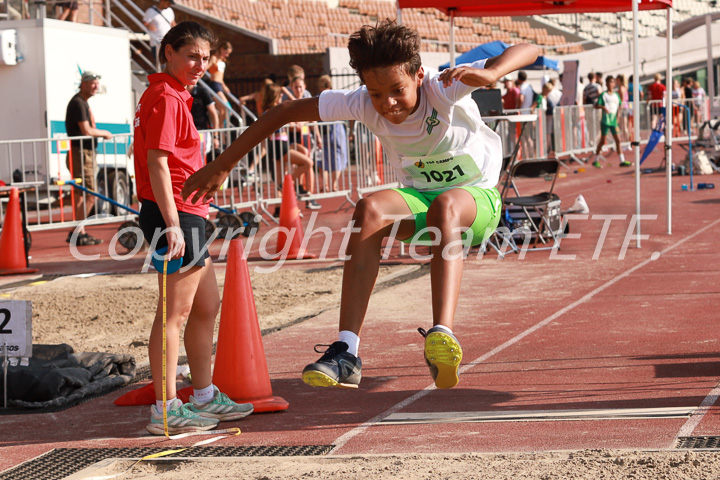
[348,19,421,82]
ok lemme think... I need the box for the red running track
[1,147,719,471]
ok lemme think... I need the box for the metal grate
[677,436,720,449]
[0,445,334,480]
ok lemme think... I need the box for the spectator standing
[692,80,707,125]
[188,83,220,161]
[627,74,643,140]
[615,74,630,145]
[65,71,112,247]
[515,70,534,112]
[647,73,666,128]
[515,70,535,157]
[502,76,519,111]
[207,41,233,127]
[316,75,349,192]
[683,77,694,131]
[56,1,78,22]
[583,72,599,106]
[142,0,175,66]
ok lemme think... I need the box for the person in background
[671,79,683,135]
[692,80,707,126]
[501,76,519,112]
[647,73,666,128]
[187,83,220,162]
[262,83,319,210]
[627,74,643,141]
[592,76,630,168]
[133,21,254,435]
[56,1,78,22]
[142,0,175,66]
[65,70,112,247]
[515,70,535,156]
[207,41,233,127]
[316,75,348,192]
[615,74,630,146]
[583,72,599,106]
[682,77,694,131]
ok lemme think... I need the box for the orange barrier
[276,174,315,260]
[212,239,289,412]
[375,138,385,184]
[0,187,38,276]
[114,383,193,406]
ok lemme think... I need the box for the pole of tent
[632,0,641,248]
[666,7,673,235]
[707,15,716,118]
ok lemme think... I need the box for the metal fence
[2,98,708,241]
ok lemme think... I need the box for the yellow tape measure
[80,259,242,480]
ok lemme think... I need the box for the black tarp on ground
[0,344,135,410]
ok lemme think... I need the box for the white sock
[619,153,626,163]
[431,324,453,335]
[338,330,360,356]
[193,384,215,404]
[156,397,177,412]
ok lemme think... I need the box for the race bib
[400,150,483,190]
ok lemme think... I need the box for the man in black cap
[65,71,112,246]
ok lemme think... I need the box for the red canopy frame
[397,0,672,16]
[397,0,676,240]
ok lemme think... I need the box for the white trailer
[0,18,135,214]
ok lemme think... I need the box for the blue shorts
[392,186,502,246]
[208,81,224,94]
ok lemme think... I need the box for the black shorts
[139,200,210,269]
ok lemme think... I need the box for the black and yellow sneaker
[302,341,362,389]
[418,326,463,389]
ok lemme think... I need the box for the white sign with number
[0,300,32,358]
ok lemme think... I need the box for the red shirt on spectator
[647,81,666,101]
[133,73,208,217]
[503,86,520,111]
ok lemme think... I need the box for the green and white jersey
[597,91,621,127]
[318,60,503,191]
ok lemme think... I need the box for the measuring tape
[85,258,240,480]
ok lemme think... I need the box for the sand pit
[7,264,409,365]
[78,450,720,479]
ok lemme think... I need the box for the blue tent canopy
[439,40,559,71]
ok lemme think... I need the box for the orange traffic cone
[114,383,193,406]
[212,239,289,412]
[0,187,38,276]
[276,174,315,260]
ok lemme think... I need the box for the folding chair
[499,158,563,251]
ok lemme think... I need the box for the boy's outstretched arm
[182,97,321,204]
[438,43,539,88]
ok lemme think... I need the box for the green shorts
[601,124,618,136]
[392,186,501,246]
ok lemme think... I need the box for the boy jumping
[593,76,631,168]
[183,20,538,390]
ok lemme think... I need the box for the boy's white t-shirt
[318,60,502,191]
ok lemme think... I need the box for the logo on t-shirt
[425,108,439,135]
[414,160,425,169]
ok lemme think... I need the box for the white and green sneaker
[188,386,254,421]
[146,398,219,436]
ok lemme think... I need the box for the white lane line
[330,217,720,454]
[674,381,720,443]
[382,407,696,425]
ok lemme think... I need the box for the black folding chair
[500,158,563,251]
